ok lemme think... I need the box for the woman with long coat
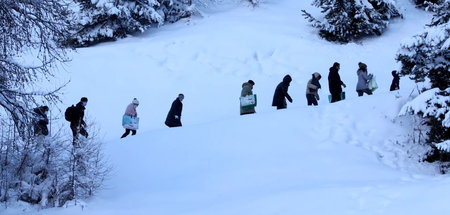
[356,62,373,96]
[165,94,184,127]
[272,75,293,110]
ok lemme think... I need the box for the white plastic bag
[368,76,378,92]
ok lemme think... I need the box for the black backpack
[65,105,77,122]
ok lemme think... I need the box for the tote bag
[122,115,139,130]
[240,94,257,108]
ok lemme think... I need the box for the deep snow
[3,0,450,214]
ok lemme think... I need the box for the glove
[175,115,179,119]
[342,83,347,88]
[288,98,293,103]
[316,95,320,100]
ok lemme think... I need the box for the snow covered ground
[3,0,450,214]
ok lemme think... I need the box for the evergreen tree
[302,0,401,43]
[68,0,193,47]
[413,0,444,9]
[397,1,449,164]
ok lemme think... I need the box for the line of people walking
[32,62,400,141]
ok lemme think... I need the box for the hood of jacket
[242,82,253,89]
[313,72,321,80]
[282,75,292,85]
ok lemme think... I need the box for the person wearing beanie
[71,97,88,145]
[165,94,184,127]
[121,98,139,138]
[306,73,322,106]
[240,80,256,115]
[356,62,373,96]
[272,75,293,110]
[390,70,400,91]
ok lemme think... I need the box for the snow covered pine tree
[302,0,401,43]
[397,1,449,165]
[68,0,193,47]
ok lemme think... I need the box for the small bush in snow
[302,0,402,43]
[0,122,110,207]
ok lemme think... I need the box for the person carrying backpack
[121,98,139,138]
[356,62,373,97]
[33,106,49,136]
[240,80,256,115]
[306,73,322,106]
[68,97,88,144]
[272,75,293,110]
[165,94,184,128]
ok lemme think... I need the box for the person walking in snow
[390,70,400,91]
[33,105,49,136]
[272,75,293,110]
[70,97,89,145]
[306,72,322,106]
[121,98,139,138]
[328,62,346,103]
[356,62,373,97]
[165,94,184,128]
[240,80,256,115]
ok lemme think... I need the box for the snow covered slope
[4,0,450,214]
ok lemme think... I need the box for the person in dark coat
[306,72,321,106]
[71,97,88,144]
[272,75,293,110]
[33,106,49,136]
[165,94,184,127]
[328,62,346,103]
[390,70,400,91]
[240,80,256,115]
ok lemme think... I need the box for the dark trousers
[357,89,372,97]
[71,122,88,144]
[121,129,136,138]
[306,94,318,106]
[330,92,341,103]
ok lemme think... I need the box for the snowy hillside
[3,0,450,214]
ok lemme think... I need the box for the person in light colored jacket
[306,72,321,106]
[121,98,139,138]
[356,62,373,97]
[240,80,255,115]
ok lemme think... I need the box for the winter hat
[178,94,184,100]
[392,70,398,76]
[248,80,255,85]
[358,62,367,70]
[333,62,340,68]
[132,98,139,105]
[80,97,88,102]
